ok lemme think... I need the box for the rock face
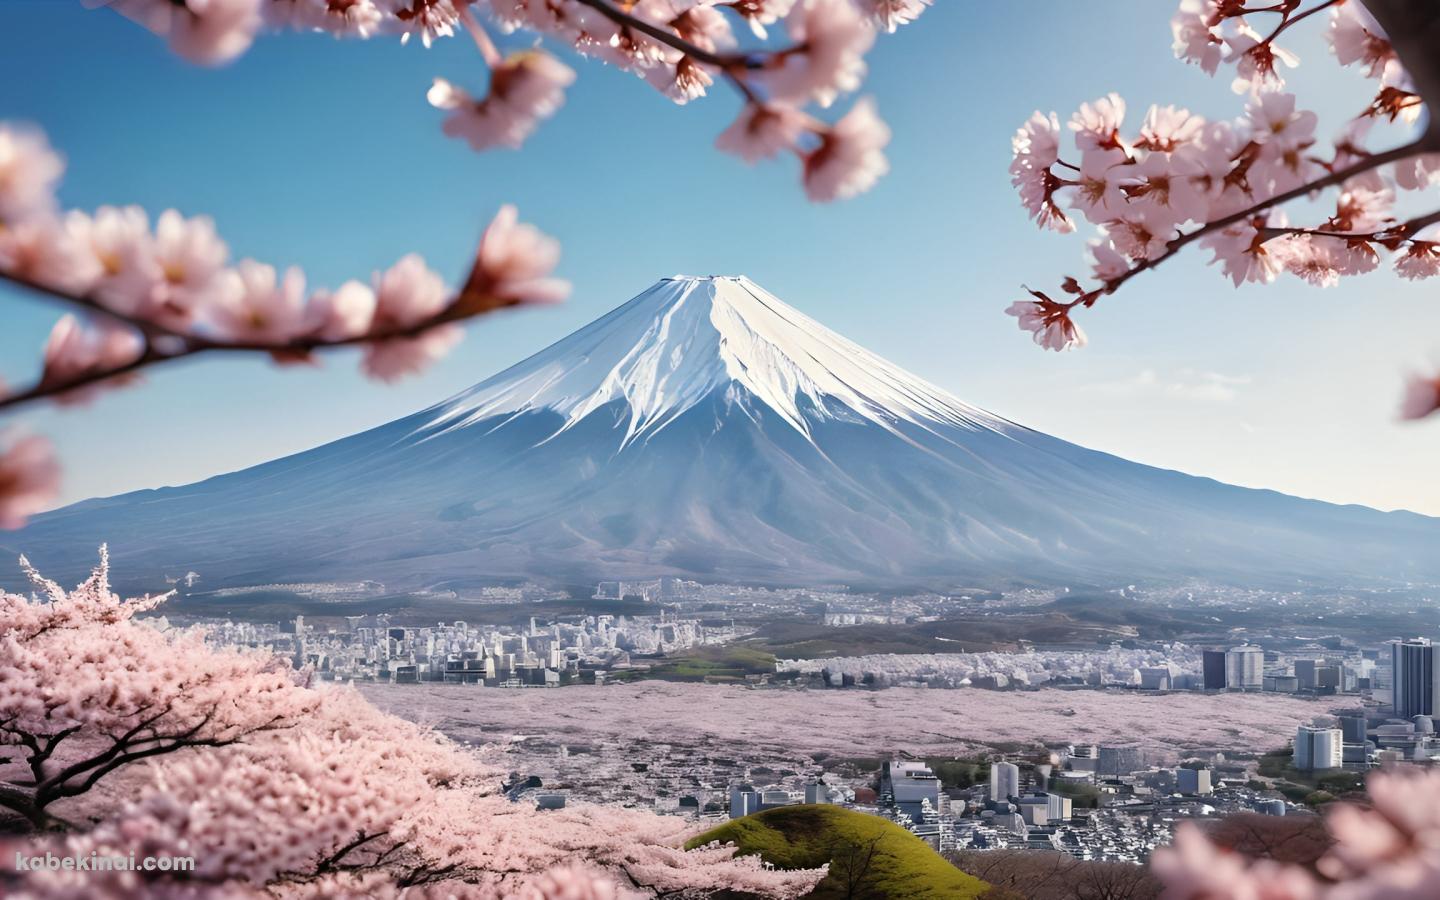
[8,275,1438,591]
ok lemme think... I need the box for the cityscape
[177,576,1440,874]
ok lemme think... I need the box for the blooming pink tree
[0,547,318,831]
[1007,0,1440,422]
[0,552,826,898]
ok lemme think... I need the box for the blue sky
[2,0,1438,515]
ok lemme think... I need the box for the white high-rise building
[1226,645,1264,691]
[1294,724,1343,771]
[990,761,1020,802]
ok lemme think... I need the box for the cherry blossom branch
[0,267,527,415]
[1259,206,1440,242]
[570,0,770,71]
[1089,135,1434,303]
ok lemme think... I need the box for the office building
[1391,639,1440,719]
[1202,650,1227,690]
[990,762,1020,803]
[1294,725,1343,772]
[1339,714,1367,745]
[1176,767,1213,795]
[1226,646,1264,691]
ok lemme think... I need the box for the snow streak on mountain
[7,276,1438,592]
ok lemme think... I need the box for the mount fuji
[7,275,1438,591]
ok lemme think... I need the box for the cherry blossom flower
[1200,219,1284,287]
[1127,152,1207,225]
[1395,242,1440,280]
[361,324,465,382]
[389,0,461,47]
[1275,234,1344,287]
[1106,209,1177,262]
[1136,104,1204,153]
[1225,21,1300,94]
[0,434,60,530]
[305,279,377,340]
[65,206,157,310]
[801,97,890,202]
[1247,92,1318,157]
[1012,164,1073,234]
[40,314,145,405]
[1089,240,1130,283]
[1006,292,1087,352]
[370,252,450,331]
[1069,93,1127,153]
[639,0,736,53]
[0,124,63,226]
[92,0,265,65]
[1393,153,1440,192]
[266,0,386,37]
[726,0,798,40]
[1327,1,1395,80]
[1069,148,1130,223]
[209,260,307,343]
[463,204,570,309]
[862,0,930,34]
[760,0,874,107]
[716,103,808,163]
[102,209,232,332]
[1011,111,1062,173]
[1171,0,1222,75]
[429,51,576,151]
[0,217,102,296]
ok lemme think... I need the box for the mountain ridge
[5,276,1437,593]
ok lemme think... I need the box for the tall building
[1390,639,1440,719]
[1226,646,1264,691]
[1294,725,1343,771]
[1202,650,1227,690]
[883,760,941,822]
[1338,713,1368,745]
[1177,767,1213,795]
[990,762,1020,802]
[1295,659,1319,690]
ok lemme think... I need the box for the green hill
[686,805,989,899]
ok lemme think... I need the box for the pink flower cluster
[1008,0,1440,418]
[1153,766,1440,899]
[0,551,827,899]
[0,122,567,383]
[84,0,918,202]
[0,121,567,528]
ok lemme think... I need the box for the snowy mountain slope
[5,276,1437,592]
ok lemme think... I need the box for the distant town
[172,573,1440,868]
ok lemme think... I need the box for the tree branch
[0,269,528,416]
[570,0,770,72]
[1079,136,1434,306]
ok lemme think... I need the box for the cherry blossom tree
[0,551,827,898]
[1151,765,1440,898]
[1007,0,1440,422]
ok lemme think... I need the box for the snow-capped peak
[424,275,1011,445]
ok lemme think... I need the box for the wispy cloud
[1082,369,1253,403]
